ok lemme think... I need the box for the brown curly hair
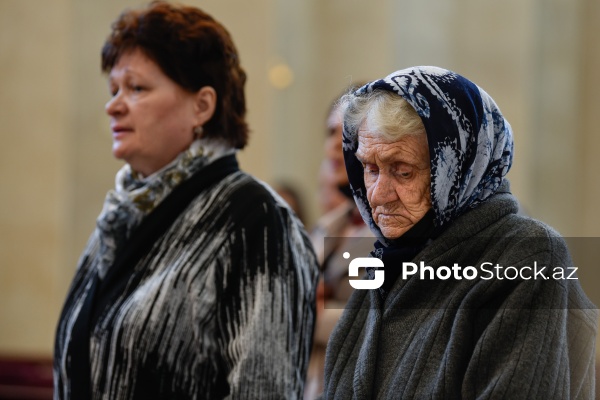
[101,1,249,149]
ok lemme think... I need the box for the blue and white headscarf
[342,66,514,240]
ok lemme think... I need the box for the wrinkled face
[356,126,431,239]
[105,48,200,176]
[324,106,348,186]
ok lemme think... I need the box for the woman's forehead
[356,132,429,164]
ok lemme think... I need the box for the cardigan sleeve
[461,235,598,400]
[215,196,318,399]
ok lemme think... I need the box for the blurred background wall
[1,0,599,359]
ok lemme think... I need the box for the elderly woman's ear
[194,86,217,127]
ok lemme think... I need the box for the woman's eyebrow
[354,150,367,162]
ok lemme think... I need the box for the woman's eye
[364,164,379,175]
[131,85,144,92]
[395,166,413,179]
[400,171,411,178]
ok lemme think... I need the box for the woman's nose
[368,173,398,207]
[105,91,125,116]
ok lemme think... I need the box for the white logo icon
[345,252,384,290]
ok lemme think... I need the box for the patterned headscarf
[342,66,514,241]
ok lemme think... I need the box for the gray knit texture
[322,188,597,399]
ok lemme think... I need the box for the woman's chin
[380,227,407,240]
[112,143,130,161]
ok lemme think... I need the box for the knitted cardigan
[321,187,597,399]
[54,155,319,399]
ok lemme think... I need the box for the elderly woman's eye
[364,164,379,175]
[395,167,412,179]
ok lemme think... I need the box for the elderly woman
[53,2,318,399]
[321,67,597,399]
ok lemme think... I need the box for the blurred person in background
[304,86,373,400]
[320,66,597,399]
[274,181,307,226]
[53,2,318,399]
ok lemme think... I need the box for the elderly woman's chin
[375,210,430,239]
[379,227,407,240]
[375,218,411,239]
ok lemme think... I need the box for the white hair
[339,89,426,142]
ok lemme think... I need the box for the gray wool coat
[321,187,597,399]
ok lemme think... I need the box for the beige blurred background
[1,0,599,360]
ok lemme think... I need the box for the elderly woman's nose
[370,174,398,205]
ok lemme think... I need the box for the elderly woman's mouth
[375,213,405,225]
[377,213,398,219]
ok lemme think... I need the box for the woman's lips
[374,211,404,225]
[111,126,133,139]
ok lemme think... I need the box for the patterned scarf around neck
[95,138,235,278]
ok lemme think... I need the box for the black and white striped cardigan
[54,155,319,399]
